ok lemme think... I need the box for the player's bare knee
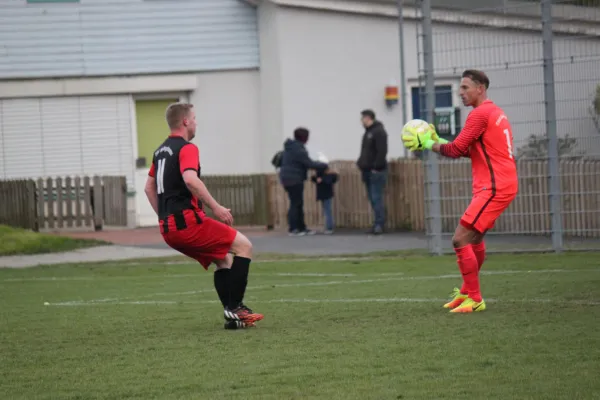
[237,237,253,259]
[230,232,253,259]
[452,229,465,248]
[471,233,485,245]
[214,262,228,271]
[453,224,475,248]
[452,236,464,248]
[214,254,233,270]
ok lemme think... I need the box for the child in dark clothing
[310,168,339,234]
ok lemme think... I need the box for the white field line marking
[47,268,599,306]
[77,257,383,269]
[274,272,408,277]
[46,297,600,307]
[1,274,201,282]
[119,256,393,267]
[1,253,417,283]
[1,272,393,283]
[13,265,600,285]
[274,273,357,277]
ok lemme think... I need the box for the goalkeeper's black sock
[228,256,251,309]
[213,268,231,308]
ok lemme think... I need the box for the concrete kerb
[0,246,181,269]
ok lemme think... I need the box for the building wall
[431,22,600,156]
[0,68,262,227]
[257,0,286,172]
[0,95,133,183]
[271,5,600,160]
[0,70,262,178]
[275,7,412,162]
[189,70,261,175]
[0,0,259,79]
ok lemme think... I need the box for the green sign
[434,107,460,139]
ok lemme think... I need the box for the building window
[410,84,460,158]
[411,85,453,120]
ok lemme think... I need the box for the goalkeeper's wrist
[423,139,436,150]
[437,137,449,145]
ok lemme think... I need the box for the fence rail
[0,175,127,232]
[267,159,600,238]
[413,0,600,253]
[2,162,598,242]
[203,174,272,228]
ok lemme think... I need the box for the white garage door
[0,95,134,187]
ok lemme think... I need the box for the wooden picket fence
[268,160,424,231]
[268,159,600,237]
[0,179,38,231]
[1,159,598,237]
[435,159,600,237]
[203,174,272,227]
[0,175,127,231]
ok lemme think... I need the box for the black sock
[228,256,251,309]
[213,268,231,308]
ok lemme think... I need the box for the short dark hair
[361,109,376,120]
[462,69,490,89]
[294,127,309,143]
[165,102,194,129]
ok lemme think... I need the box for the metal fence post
[421,0,442,255]
[397,0,409,159]
[541,0,563,252]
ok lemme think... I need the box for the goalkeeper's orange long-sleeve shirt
[439,100,518,196]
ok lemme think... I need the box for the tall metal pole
[421,0,442,255]
[397,0,409,158]
[541,0,563,252]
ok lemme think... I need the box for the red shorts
[160,209,237,269]
[460,192,516,234]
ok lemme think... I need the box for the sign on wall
[433,106,461,140]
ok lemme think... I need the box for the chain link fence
[415,0,600,254]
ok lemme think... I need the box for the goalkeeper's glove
[402,123,448,151]
[402,130,433,151]
[428,123,449,146]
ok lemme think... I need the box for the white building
[1,0,598,227]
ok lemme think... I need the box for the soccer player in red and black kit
[403,70,518,313]
[144,103,264,329]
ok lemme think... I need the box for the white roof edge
[240,0,600,37]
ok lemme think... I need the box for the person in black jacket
[279,127,328,236]
[356,109,388,235]
[311,167,338,234]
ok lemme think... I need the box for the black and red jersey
[148,135,202,219]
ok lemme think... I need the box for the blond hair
[165,102,194,130]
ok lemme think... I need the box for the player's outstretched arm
[144,176,159,215]
[425,111,487,158]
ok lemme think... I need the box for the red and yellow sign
[385,85,399,107]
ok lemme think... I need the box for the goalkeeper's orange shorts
[460,192,517,234]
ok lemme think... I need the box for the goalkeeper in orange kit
[402,70,519,313]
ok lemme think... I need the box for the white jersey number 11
[156,158,166,194]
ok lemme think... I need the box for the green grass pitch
[1,252,599,400]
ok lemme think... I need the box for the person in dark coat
[279,127,328,236]
[311,167,338,234]
[356,109,388,235]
